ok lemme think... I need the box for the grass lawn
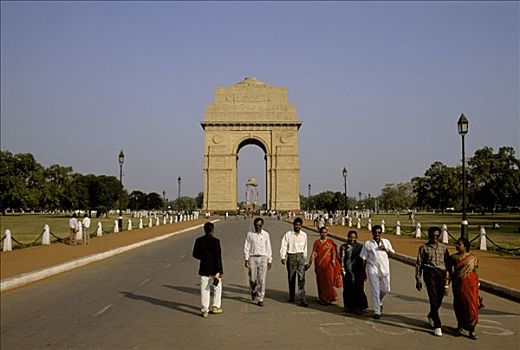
[0,213,155,246]
[354,212,520,250]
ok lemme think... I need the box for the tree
[195,192,204,209]
[379,182,415,211]
[43,164,73,210]
[468,146,520,212]
[147,192,163,210]
[176,196,197,212]
[412,161,460,213]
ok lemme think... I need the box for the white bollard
[42,224,51,245]
[381,220,385,233]
[128,219,133,231]
[163,216,167,225]
[348,217,352,228]
[148,218,153,228]
[357,219,361,229]
[396,221,401,235]
[170,216,173,224]
[114,220,119,233]
[76,224,83,241]
[367,219,372,232]
[175,215,178,223]
[415,222,422,238]
[97,222,103,237]
[479,226,487,251]
[139,218,143,229]
[155,217,160,226]
[441,224,449,244]
[3,229,13,252]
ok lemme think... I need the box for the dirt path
[1,219,209,279]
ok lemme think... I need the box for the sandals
[470,332,478,340]
[455,328,463,337]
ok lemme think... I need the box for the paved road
[1,218,519,349]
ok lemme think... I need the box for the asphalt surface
[1,218,519,349]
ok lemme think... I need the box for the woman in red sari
[450,237,479,340]
[308,226,343,304]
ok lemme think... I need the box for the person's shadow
[119,291,200,316]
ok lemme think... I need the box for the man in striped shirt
[415,226,451,337]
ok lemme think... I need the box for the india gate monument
[201,77,302,213]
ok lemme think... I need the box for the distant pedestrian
[415,226,451,337]
[244,217,272,307]
[192,222,224,318]
[69,213,78,246]
[82,213,91,245]
[307,226,342,305]
[360,225,395,319]
[280,217,308,307]
[339,230,368,314]
[450,237,480,340]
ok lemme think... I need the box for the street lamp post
[307,184,311,212]
[118,150,125,231]
[458,113,469,239]
[177,176,181,212]
[342,167,348,215]
[163,190,166,213]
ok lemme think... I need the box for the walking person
[192,222,224,318]
[415,226,451,337]
[244,217,272,307]
[69,213,78,246]
[360,225,395,319]
[450,237,480,340]
[280,217,308,307]
[82,213,91,245]
[339,230,368,314]
[307,226,342,305]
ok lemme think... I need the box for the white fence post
[396,221,401,236]
[96,222,103,237]
[139,218,144,229]
[479,226,487,251]
[441,224,449,244]
[114,220,119,233]
[381,220,385,233]
[42,224,51,245]
[128,219,133,231]
[3,229,12,252]
[415,222,422,238]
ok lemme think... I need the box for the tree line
[303,146,519,214]
[0,151,202,215]
[2,146,518,214]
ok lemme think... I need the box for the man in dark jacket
[193,222,223,318]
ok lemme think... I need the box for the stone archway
[201,77,302,212]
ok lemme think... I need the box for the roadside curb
[0,219,219,292]
[311,226,520,303]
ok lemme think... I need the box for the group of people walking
[192,218,480,339]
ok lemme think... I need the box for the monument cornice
[201,121,302,130]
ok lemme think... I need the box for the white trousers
[249,256,268,302]
[367,273,390,315]
[200,275,222,312]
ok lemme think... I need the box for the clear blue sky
[1,1,518,203]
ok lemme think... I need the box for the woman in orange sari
[308,226,343,304]
[450,237,479,340]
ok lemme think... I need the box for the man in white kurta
[244,217,272,306]
[360,225,395,319]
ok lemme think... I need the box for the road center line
[93,304,113,317]
[138,278,151,286]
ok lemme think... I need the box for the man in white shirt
[360,225,395,319]
[244,217,272,307]
[82,213,91,245]
[280,217,308,307]
[69,213,78,246]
